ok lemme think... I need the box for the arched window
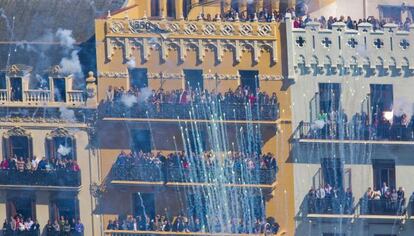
[183,0,191,18]
[167,0,176,18]
[2,127,33,160]
[46,128,77,160]
[151,0,160,17]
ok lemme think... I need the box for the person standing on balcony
[16,157,25,172]
[75,219,84,236]
[381,182,389,196]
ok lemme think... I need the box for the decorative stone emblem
[203,24,216,35]
[184,24,198,35]
[110,22,125,33]
[240,24,253,36]
[258,24,272,36]
[221,24,234,36]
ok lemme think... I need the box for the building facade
[0,64,100,235]
[286,10,414,236]
[94,0,296,235]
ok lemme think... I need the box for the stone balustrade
[285,14,414,78]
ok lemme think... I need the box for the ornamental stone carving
[99,72,129,78]
[147,72,184,80]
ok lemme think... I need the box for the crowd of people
[0,155,80,172]
[2,215,84,236]
[106,214,279,234]
[113,150,278,184]
[199,7,295,22]
[306,183,407,215]
[307,184,354,214]
[103,86,279,120]
[304,110,414,141]
[293,14,413,31]
[362,183,406,215]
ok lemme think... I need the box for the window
[151,0,160,17]
[50,194,80,221]
[47,136,76,160]
[319,83,341,114]
[239,70,259,93]
[372,159,395,190]
[379,5,401,22]
[184,69,203,90]
[131,129,152,153]
[133,193,155,219]
[323,233,345,236]
[370,84,393,124]
[2,127,33,160]
[321,158,344,189]
[10,77,23,101]
[129,68,148,89]
[231,0,239,12]
[9,136,31,159]
[0,72,6,89]
[7,194,36,220]
[167,0,176,18]
[53,78,66,102]
[183,129,206,153]
[183,0,191,18]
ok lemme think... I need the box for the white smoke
[127,58,136,69]
[393,97,413,118]
[59,106,76,122]
[57,144,72,156]
[138,87,152,102]
[56,28,76,49]
[121,94,138,108]
[59,50,83,77]
[311,120,326,130]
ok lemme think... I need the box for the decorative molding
[98,72,129,79]
[287,15,414,77]
[258,75,283,81]
[147,72,184,80]
[6,64,33,77]
[46,127,74,139]
[4,126,31,138]
[203,73,240,80]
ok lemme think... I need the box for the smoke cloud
[60,50,83,77]
[121,94,138,108]
[56,28,76,49]
[57,144,72,156]
[127,58,136,69]
[59,106,76,122]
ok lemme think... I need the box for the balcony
[295,121,414,142]
[0,89,85,107]
[0,169,81,188]
[111,164,276,186]
[100,102,279,121]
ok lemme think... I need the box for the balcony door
[321,158,344,189]
[7,193,35,220]
[129,68,148,89]
[53,78,66,102]
[319,83,341,114]
[10,77,23,102]
[184,69,203,91]
[239,70,259,94]
[131,129,152,153]
[370,84,393,122]
[50,193,79,221]
[133,193,155,219]
[9,136,32,160]
[372,159,395,190]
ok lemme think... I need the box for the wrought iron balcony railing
[0,169,81,187]
[111,164,277,185]
[100,101,279,121]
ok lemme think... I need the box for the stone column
[161,0,167,19]
[256,0,264,13]
[222,0,232,13]
[239,0,248,18]
[175,0,184,20]
[145,0,151,18]
[271,0,279,12]
[35,192,50,229]
[0,192,6,223]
